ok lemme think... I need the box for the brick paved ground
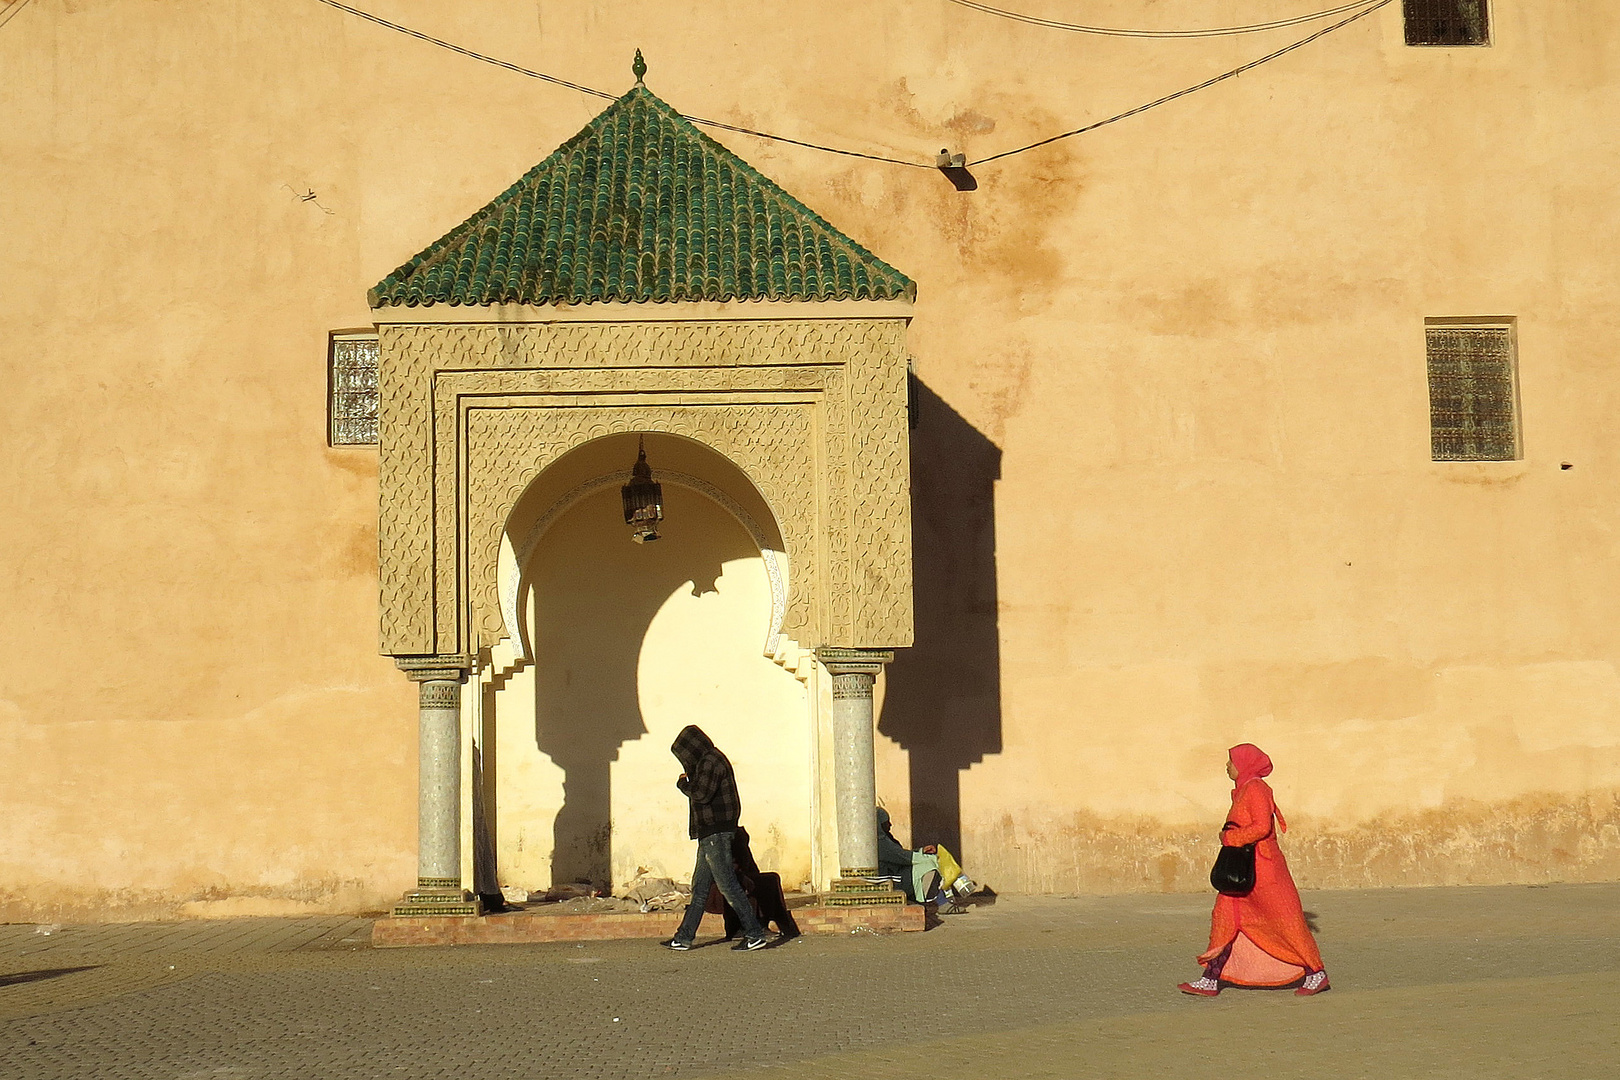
[1,883,1615,1079]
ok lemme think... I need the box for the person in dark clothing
[877,806,966,915]
[704,827,801,940]
[663,725,771,951]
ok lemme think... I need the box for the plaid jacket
[671,725,742,840]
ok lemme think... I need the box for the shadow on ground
[0,966,99,988]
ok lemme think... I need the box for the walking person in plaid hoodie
[662,725,772,951]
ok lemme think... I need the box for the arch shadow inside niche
[525,484,759,887]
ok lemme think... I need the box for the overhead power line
[943,0,1378,38]
[312,0,930,168]
[0,0,37,34]
[969,0,1392,165]
[313,0,1390,173]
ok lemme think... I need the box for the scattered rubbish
[499,884,532,905]
[613,1017,621,1023]
[555,895,640,914]
[619,871,688,912]
[850,925,877,935]
[33,924,61,936]
[542,882,598,902]
[477,978,493,984]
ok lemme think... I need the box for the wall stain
[816,78,1083,310]
[963,791,1620,895]
[323,448,378,481]
[327,524,377,579]
[0,877,388,924]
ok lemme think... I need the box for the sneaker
[936,900,967,915]
[660,938,691,951]
[1177,978,1220,997]
[732,936,771,951]
[1295,970,1330,996]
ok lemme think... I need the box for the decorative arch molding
[374,314,918,660]
[501,468,789,659]
[463,403,810,655]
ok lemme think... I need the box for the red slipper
[1295,972,1330,996]
[1178,979,1220,997]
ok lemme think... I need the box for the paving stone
[0,885,1615,1079]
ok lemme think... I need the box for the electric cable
[312,0,932,168]
[943,0,1377,38]
[0,0,37,33]
[314,0,1390,172]
[968,0,1392,165]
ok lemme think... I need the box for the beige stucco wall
[3,1,1618,918]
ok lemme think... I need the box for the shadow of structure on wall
[524,487,755,889]
[880,379,1003,864]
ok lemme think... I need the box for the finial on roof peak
[632,49,647,85]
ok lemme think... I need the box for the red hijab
[1229,743,1287,832]
[1229,743,1273,787]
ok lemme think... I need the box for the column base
[824,875,906,907]
[392,879,483,918]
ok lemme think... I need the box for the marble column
[816,647,903,906]
[393,656,481,917]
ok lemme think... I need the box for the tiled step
[372,902,925,947]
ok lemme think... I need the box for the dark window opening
[1404,0,1490,46]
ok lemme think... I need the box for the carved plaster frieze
[431,365,829,653]
[464,403,815,653]
[376,318,914,659]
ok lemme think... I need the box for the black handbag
[1210,843,1256,896]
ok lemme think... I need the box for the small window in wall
[1404,0,1490,46]
[328,330,379,446]
[1426,318,1519,461]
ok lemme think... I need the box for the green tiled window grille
[1426,323,1518,461]
[328,332,379,446]
[1404,0,1490,46]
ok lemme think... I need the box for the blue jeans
[673,831,766,944]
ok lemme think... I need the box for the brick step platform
[373,901,925,948]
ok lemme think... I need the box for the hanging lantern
[621,437,663,543]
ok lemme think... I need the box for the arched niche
[497,432,791,660]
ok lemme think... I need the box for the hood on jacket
[876,806,893,833]
[1228,743,1274,789]
[671,725,715,774]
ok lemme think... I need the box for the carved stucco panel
[377,325,435,653]
[847,321,914,644]
[450,320,882,370]
[431,364,832,654]
[377,317,912,657]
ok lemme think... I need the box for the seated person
[876,806,968,914]
[704,826,801,940]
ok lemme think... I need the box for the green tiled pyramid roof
[369,82,914,307]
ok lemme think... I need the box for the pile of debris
[619,870,689,913]
[495,871,690,914]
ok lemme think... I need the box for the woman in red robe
[1179,743,1330,996]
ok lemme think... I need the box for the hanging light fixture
[621,437,663,543]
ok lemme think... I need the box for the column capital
[393,654,474,683]
[814,647,895,676]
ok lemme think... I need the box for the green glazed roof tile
[370,83,914,307]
